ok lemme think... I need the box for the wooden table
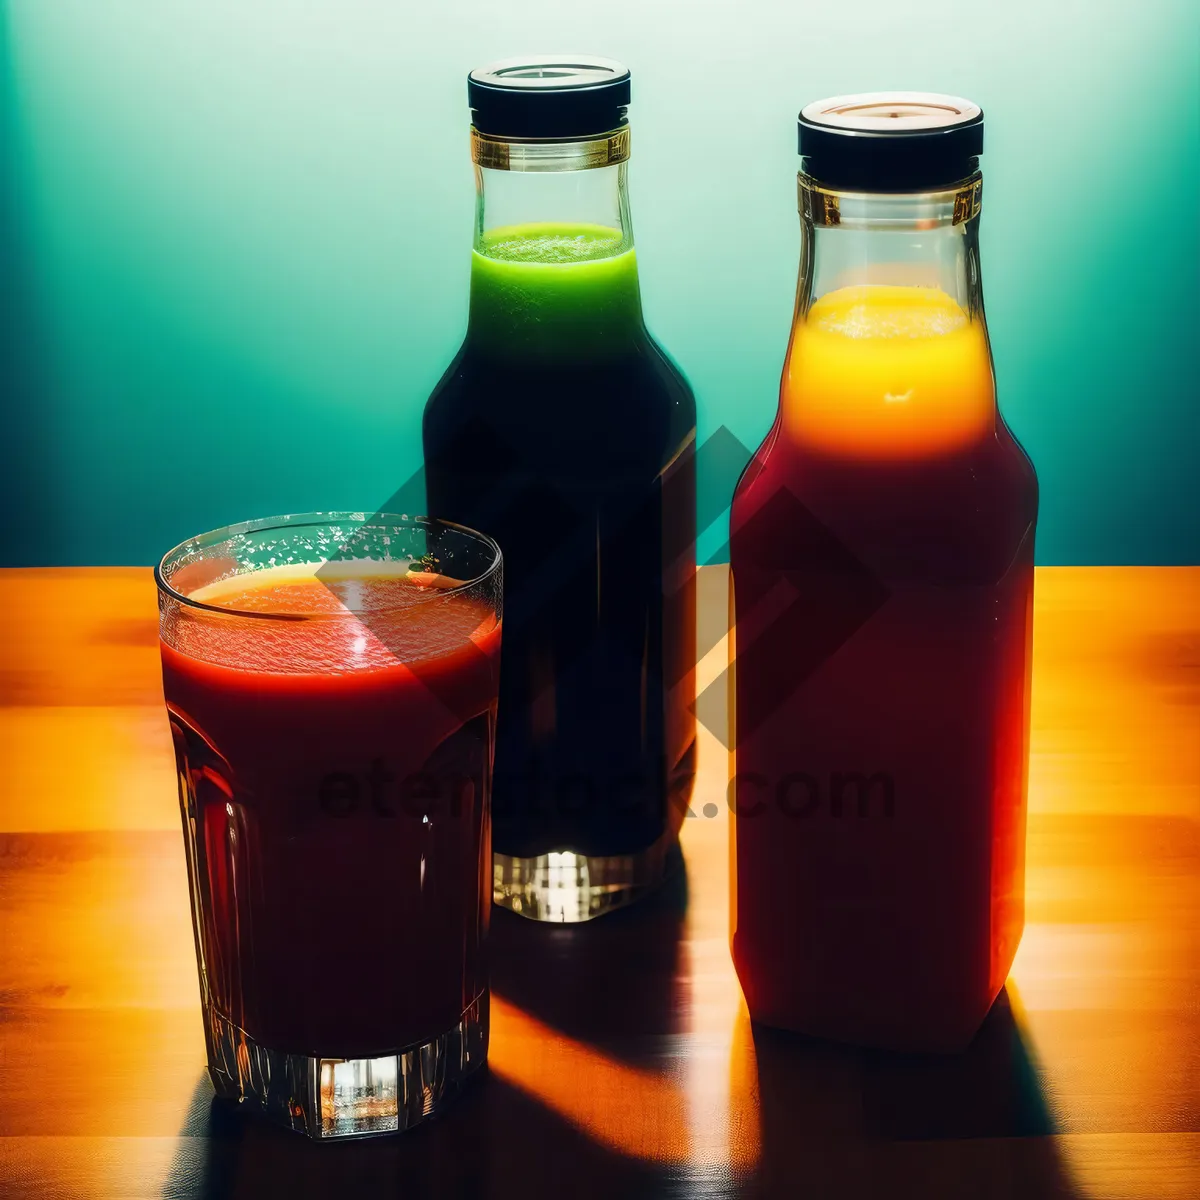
[0,566,1196,1199]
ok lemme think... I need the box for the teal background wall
[2,1,1197,567]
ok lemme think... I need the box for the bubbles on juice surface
[810,285,968,339]
[169,562,497,675]
[190,561,452,614]
[480,224,626,264]
[785,283,995,459]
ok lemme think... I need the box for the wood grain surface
[0,566,1196,1199]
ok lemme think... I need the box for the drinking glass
[156,513,502,1138]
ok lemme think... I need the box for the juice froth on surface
[469,222,643,359]
[784,284,995,459]
[170,562,498,675]
[479,223,628,264]
[188,559,473,613]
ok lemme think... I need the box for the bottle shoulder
[734,421,1036,500]
[424,337,696,423]
[730,428,1038,584]
[640,328,698,409]
[995,414,1040,507]
[422,338,696,472]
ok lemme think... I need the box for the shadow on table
[161,857,690,1200]
[488,843,689,1063]
[161,1066,678,1200]
[742,987,1083,1199]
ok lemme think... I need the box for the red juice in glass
[157,514,502,1138]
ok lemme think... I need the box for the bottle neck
[783,174,997,461]
[796,174,986,318]
[466,131,644,362]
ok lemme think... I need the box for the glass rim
[154,511,503,622]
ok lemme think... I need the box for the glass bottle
[424,58,697,922]
[729,94,1038,1050]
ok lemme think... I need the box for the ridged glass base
[493,831,677,922]
[204,992,488,1140]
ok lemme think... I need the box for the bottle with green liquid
[423,57,697,922]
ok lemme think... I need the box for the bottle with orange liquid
[729,94,1038,1052]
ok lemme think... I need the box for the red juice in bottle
[730,96,1038,1052]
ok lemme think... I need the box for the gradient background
[2,1,1197,567]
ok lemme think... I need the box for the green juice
[468,223,644,360]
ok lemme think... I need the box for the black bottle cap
[468,56,631,139]
[798,93,984,191]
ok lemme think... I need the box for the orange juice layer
[783,284,995,459]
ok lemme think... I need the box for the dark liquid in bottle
[424,226,697,858]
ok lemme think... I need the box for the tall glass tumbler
[156,513,502,1139]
